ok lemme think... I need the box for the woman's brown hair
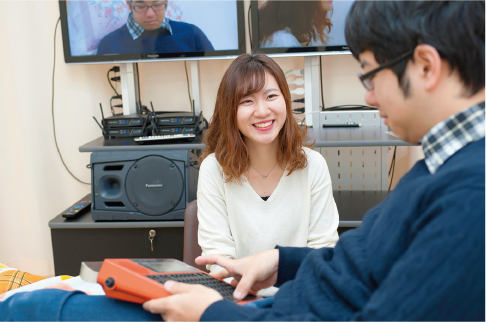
[259,1,333,46]
[200,53,313,184]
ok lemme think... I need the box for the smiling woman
[197,53,340,296]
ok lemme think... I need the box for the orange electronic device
[80,259,259,305]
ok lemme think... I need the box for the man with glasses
[97,0,214,55]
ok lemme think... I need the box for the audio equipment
[90,149,199,221]
[147,102,204,141]
[151,117,204,136]
[93,103,150,139]
[152,112,200,126]
[103,127,149,138]
[102,113,150,128]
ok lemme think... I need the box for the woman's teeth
[254,121,273,128]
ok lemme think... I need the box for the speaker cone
[98,175,123,199]
[125,156,184,216]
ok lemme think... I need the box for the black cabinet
[50,227,183,276]
[49,195,184,276]
[50,191,387,275]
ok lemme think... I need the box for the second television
[59,0,246,64]
[251,0,354,56]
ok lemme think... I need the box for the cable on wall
[388,146,397,191]
[184,61,208,127]
[184,61,193,108]
[319,55,325,110]
[325,105,377,110]
[107,69,119,95]
[248,3,253,50]
[52,17,89,185]
[135,63,142,114]
[108,66,122,115]
[135,63,141,105]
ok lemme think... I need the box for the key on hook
[149,230,156,252]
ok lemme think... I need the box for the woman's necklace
[250,161,278,179]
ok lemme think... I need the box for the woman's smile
[253,120,275,131]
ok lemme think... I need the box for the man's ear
[126,0,132,11]
[413,44,442,92]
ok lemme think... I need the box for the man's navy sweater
[202,138,485,321]
[97,20,214,55]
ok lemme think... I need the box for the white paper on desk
[385,131,400,138]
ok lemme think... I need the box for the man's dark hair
[345,1,485,97]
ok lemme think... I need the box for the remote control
[62,200,91,219]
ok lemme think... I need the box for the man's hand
[142,280,223,322]
[195,249,279,300]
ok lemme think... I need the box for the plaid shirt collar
[126,12,172,40]
[421,102,485,174]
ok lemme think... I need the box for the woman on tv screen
[258,0,333,48]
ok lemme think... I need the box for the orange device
[80,259,259,305]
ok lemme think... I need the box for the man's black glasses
[358,49,415,91]
[130,1,168,13]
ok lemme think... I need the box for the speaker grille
[125,156,184,216]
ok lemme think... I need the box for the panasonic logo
[147,55,159,58]
[146,184,163,188]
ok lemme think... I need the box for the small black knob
[171,202,175,207]
[105,277,115,288]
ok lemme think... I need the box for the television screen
[251,0,354,55]
[59,0,246,64]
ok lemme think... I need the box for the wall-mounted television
[250,0,354,56]
[59,0,246,64]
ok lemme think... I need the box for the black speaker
[90,149,199,221]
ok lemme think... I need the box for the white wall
[0,0,422,276]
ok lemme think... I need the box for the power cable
[388,146,397,191]
[184,61,192,108]
[319,55,325,110]
[51,17,89,185]
[325,105,377,110]
[248,3,252,49]
[108,66,122,115]
[135,63,141,104]
[107,69,119,95]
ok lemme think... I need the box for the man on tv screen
[97,0,214,55]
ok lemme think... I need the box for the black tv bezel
[59,0,247,64]
[250,0,350,56]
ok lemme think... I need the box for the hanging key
[149,230,156,252]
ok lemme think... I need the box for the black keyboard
[146,273,257,303]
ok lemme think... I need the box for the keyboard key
[145,273,257,303]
